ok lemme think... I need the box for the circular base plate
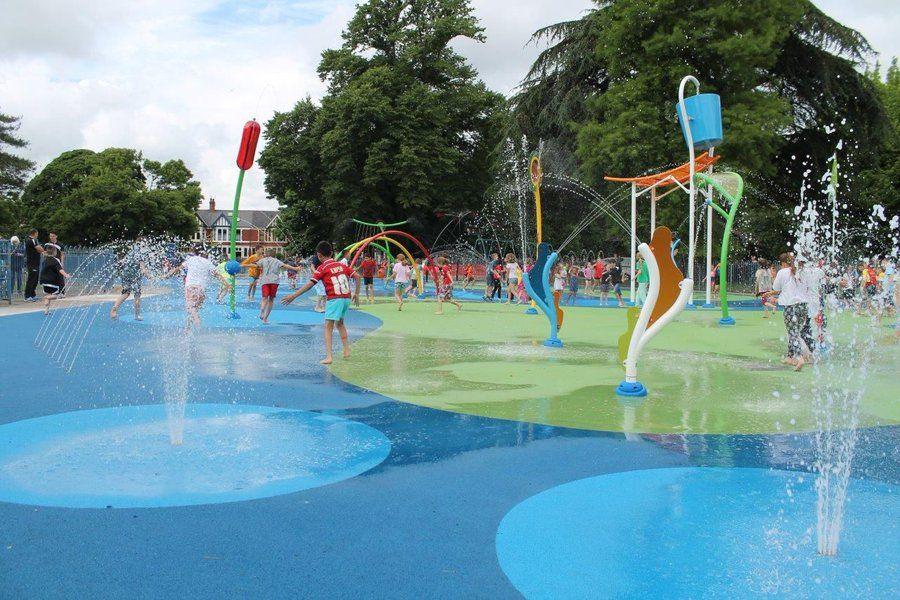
[0,404,391,508]
[497,467,898,598]
[542,338,564,348]
[719,316,736,326]
[615,380,647,397]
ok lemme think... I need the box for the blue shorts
[325,298,351,322]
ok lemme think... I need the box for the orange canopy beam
[604,153,719,189]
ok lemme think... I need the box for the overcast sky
[1,0,898,211]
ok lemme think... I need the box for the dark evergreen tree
[0,112,35,235]
[513,0,888,255]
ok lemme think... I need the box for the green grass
[333,299,900,435]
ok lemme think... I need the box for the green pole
[695,172,743,325]
[229,169,246,315]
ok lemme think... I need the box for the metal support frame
[678,75,700,305]
[630,183,637,303]
[704,149,715,307]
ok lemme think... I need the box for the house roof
[196,210,278,229]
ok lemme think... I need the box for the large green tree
[513,0,887,255]
[858,59,900,217]
[21,148,201,244]
[0,112,35,235]
[259,0,506,250]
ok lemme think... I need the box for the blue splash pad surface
[497,467,899,599]
[0,301,897,598]
[121,305,326,328]
[0,404,391,508]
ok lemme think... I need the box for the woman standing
[771,253,814,370]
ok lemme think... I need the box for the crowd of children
[752,254,898,370]
[96,236,898,368]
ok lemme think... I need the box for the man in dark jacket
[24,229,44,302]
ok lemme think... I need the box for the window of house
[215,227,229,242]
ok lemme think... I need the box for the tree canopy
[858,60,900,218]
[21,148,201,245]
[513,0,889,256]
[259,0,506,250]
[0,111,35,235]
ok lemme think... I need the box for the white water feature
[33,236,221,446]
[789,136,897,558]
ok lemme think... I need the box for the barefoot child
[463,264,475,290]
[111,240,150,320]
[256,248,303,323]
[39,246,69,314]
[281,241,360,364]
[241,247,263,300]
[166,247,232,329]
[504,253,519,304]
[754,259,775,317]
[434,256,463,314]
[359,252,378,304]
[389,255,412,311]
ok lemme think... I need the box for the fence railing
[0,240,12,304]
[0,244,120,303]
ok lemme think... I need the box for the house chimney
[209,197,216,211]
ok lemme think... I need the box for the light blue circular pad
[124,307,325,328]
[496,467,898,598]
[0,404,391,508]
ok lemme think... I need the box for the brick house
[193,198,287,258]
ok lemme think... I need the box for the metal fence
[0,244,120,303]
[676,258,757,294]
[57,247,118,296]
[0,240,12,304]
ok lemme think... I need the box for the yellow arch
[346,235,424,293]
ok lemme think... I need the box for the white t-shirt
[256,256,284,285]
[393,263,411,283]
[183,255,217,288]
[772,266,807,307]
[506,263,518,280]
[553,270,565,291]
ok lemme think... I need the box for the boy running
[434,256,463,314]
[241,247,264,299]
[281,241,360,364]
[256,248,304,323]
[166,247,232,328]
[608,262,625,307]
[111,240,150,320]
[359,252,378,304]
[463,264,475,290]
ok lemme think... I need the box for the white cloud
[1,0,897,212]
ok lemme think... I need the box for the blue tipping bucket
[676,93,723,151]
